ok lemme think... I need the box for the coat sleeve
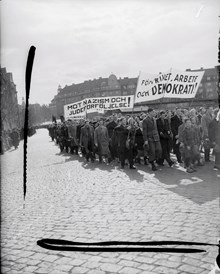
[111,128,117,146]
[94,128,98,145]
[105,127,109,141]
[68,127,72,138]
[208,121,215,143]
[201,116,208,138]
[142,119,148,142]
[80,128,83,146]
[73,126,78,144]
[178,126,183,143]
[156,119,162,135]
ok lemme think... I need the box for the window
[207,76,211,80]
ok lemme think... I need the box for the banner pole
[132,71,141,115]
[159,67,172,110]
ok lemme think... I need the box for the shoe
[137,158,141,164]
[186,168,194,173]
[169,161,174,167]
[129,165,136,169]
[178,160,183,164]
[152,165,157,171]
[213,165,220,170]
[190,165,197,172]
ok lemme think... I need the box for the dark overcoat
[142,116,160,142]
[80,125,95,153]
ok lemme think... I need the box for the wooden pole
[132,71,141,115]
[159,67,172,110]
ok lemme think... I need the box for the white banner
[135,69,205,103]
[64,95,134,119]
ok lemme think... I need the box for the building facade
[49,67,219,117]
[1,67,21,131]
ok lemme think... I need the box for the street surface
[1,128,220,274]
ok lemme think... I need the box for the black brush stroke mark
[37,239,219,255]
[23,46,36,201]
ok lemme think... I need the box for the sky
[1,0,219,105]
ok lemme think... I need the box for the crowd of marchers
[0,127,36,154]
[48,106,220,173]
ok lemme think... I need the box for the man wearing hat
[208,108,220,170]
[156,110,174,166]
[171,108,183,163]
[94,119,111,163]
[142,108,162,171]
[80,120,95,162]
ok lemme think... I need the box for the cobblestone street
[1,128,220,274]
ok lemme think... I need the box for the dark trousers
[204,149,210,161]
[157,138,172,164]
[183,147,192,168]
[109,143,117,159]
[71,146,78,155]
[173,139,182,162]
[215,152,220,166]
[119,149,134,168]
[148,141,162,163]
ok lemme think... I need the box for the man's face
[113,115,117,121]
[208,107,213,114]
[161,113,165,119]
[191,117,196,124]
[149,110,154,117]
[177,109,182,116]
[185,120,191,128]
[122,118,126,126]
[99,120,104,126]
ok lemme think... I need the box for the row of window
[206,76,218,80]
[59,84,136,98]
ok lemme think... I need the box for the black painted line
[23,46,36,201]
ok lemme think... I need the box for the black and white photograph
[1,0,220,273]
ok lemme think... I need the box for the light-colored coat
[94,125,110,156]
[201,112,213,138]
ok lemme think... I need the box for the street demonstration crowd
[48,106,220,173]
[0,127,36,154]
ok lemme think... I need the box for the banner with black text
[64,95,134,119]
[135,69,205,103]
